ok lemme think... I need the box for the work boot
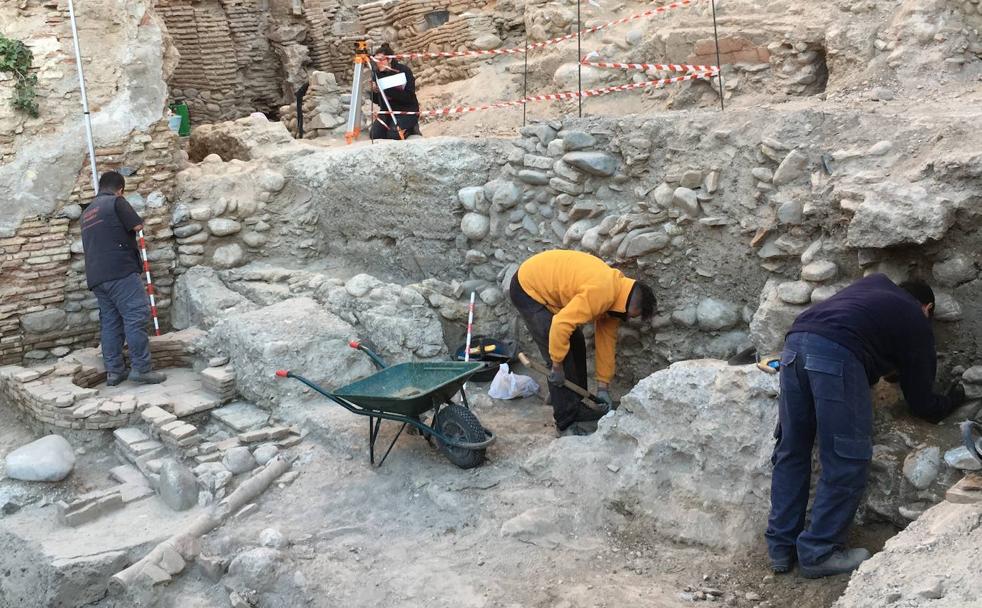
[799,548,871,579]
[130,370,167,385]
[769,551,796,574]
[106,370,129,387]
[554,420,598,438]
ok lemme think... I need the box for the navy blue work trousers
[92,273,152,376]
[765,332,873,567]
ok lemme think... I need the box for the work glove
[947,381,966,409]
[596,389,613,413]
[548,364,566,386]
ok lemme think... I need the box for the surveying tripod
[344,41,407,144]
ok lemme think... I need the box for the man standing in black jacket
[370,43,421,140]
[80,171,166,386]
[765,273,964,578]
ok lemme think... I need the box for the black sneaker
[800,548,871,579]
[106,370,129,386]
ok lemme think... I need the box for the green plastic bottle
[169,101,191,136]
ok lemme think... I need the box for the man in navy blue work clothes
[765,273,965,578]
[81,171,166,386]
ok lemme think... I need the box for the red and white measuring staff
[378,0,701,61]
[461,291,476,396]
[375,69,718,118]
[580,60,718,73]
[136,229,161,337]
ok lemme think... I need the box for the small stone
[871,86,895,101]
[252,444,279,465]
[461,213,491,240]
[680,170,703,188]
[914,577,945,600]
[745,592,761,601]
[649,183,673,209]
[259,528,288,549]
[933,256,977,287]
[963,366,982,384]
[777,281,813,305]
[903,446,941,490]
[801,261,837,282]
[212,244,245,269]
[773,150,809,185]
[672,187,700,217]
[159,459,198,511]
[174,223,203,238]
[868,141,893,156]
[777,199,803,225]
[944,446,982,471]
[223,446,257,474]
[561,130,596,151]
[751,167,773,183]
[811,284,840,303]
[207,218,242,237]
[562,151,617,176]
[4,435,76,482]
[696,298,740,331]
[209,356,231,367]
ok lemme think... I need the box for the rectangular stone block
[113,427,149,447]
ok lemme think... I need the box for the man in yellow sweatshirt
[509,250,656,434]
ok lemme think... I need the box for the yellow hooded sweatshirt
[516,250,635,384]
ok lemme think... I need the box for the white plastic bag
[487,363,540,400]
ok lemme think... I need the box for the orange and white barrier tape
[378,0,701,61]
[136,229,161,337]
[375,69,717,118]
[580,60,718,73]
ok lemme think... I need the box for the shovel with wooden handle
[517,352,607,412]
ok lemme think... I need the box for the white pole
[67,0,99,194]
[461,291,476,398]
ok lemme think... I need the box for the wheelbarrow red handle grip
[349,340,361,349]
[275,370,290,378]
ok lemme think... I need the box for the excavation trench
[3,105,981,608]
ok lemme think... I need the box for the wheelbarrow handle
[349,339,388,370]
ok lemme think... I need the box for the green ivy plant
[0,34,39,118]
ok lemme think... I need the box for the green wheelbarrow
[276,340,495,468]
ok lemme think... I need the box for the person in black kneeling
[370,43,421,140]
[765,273,965,579]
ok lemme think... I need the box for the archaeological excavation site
[2,0,982,606]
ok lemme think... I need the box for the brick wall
[0,120,182,366]
[154,0,287,123]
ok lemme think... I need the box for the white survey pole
[67,0,99,194]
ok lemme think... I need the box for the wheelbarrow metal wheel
[434,404,487,469]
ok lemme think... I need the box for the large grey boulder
[208,297,375,405]
[171,266,258,330]
[524,360,780,551]
[158,459,198,511]
[4,435,76,482]
[562,151,617,176]
[749,279,806,355]
[20,310,68,335]
[846,182,955,248]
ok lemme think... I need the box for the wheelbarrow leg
[369,416,383,466]
[377,422,408,468]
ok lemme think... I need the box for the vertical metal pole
[67,0,99,194]
[345,42,367,144]
[522,37,529,126]
[576,0,582,117]
[711,0,725,111]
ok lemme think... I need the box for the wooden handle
[517,352,602,409]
